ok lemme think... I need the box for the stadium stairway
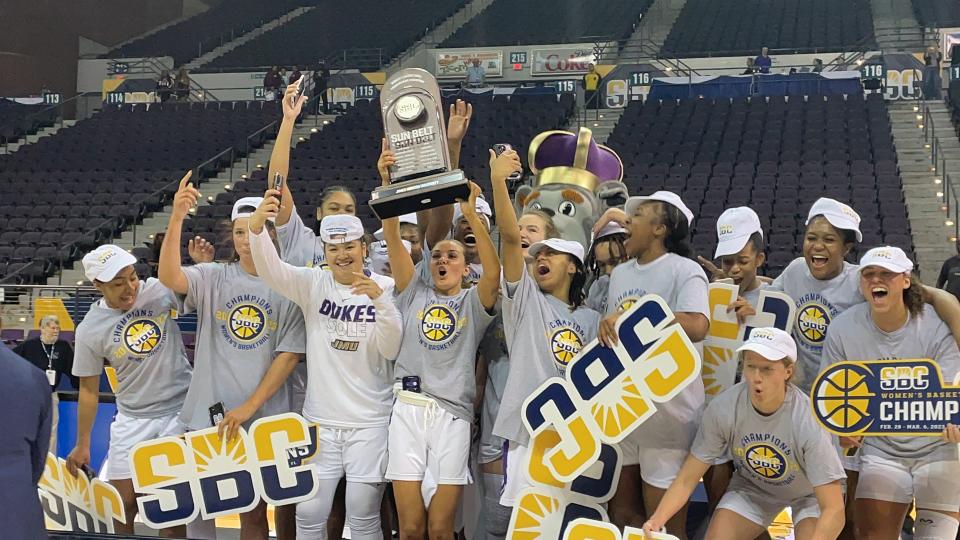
[889,100,958,282]
[388,0,496,72]
[617,0,689,60]
[870,0,927,52]
[184,6,318,71]
[44,111,338,286]
[0,120,77,155]
[569,108,626,144]
[106,3,212,55]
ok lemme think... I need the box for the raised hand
[697,255,727,281]
[447,99,473,142]
[592,207,629,236]
[171,171,199,220]
[188,236,215,263]
[727,296,756,324]
[488,148,521,183]
[351,272,383,300]
[250,189,281,234]
[458,181,483,217]
[282,82,307,121]
[377,138,397,186]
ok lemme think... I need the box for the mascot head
[516,127,626,251]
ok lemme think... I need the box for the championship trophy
[369,68,469,219]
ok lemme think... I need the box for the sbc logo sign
[130,413,318,528]
[812,360,960,436]
[508,296,697,540]
[38,453,125,533]
[702,283,795,399]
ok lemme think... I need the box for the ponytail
[904,272,924,316]
[661,203,691,258]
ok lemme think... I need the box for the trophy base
[369,169,470,220]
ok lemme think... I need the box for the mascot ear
[515,185,535,212]
[596,181,628,210]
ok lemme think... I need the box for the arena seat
[441,0,652,47]
[204,0,467,71]
[106,0,307,66]
[911,0,960,27]
[661,0,875,57]
[0,99,58,145]
[185,92,575,243]
[0,101,280,284]
[606,93,910,276]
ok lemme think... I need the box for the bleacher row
[0,99,58,145]
[0,101,283,284]
[606,93,912,275]
[911,0,960,27]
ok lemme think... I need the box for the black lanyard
[41,342,55,370]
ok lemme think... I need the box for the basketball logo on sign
[421,305,456,343]
[124,319,162,355]
[812,363,876,434]
[551,328,583,371]
[229,304,266,342]
[617,298,637,312]
[745,443,788,479]
[797,303,830,344]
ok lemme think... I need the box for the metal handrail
[923,98,959,242]
[246,120,278,172]
[0,93,91,153]
[101,56,219,103]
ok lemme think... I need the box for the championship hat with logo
[806,197,862,242]
[859,246,913,274]
[528,238,585,264]
[373,212,418,241]
[736,327,797,362]
[452,196,492,228]
[714,207,763,258]
[319,215,365,244]
[231,196,264,221]
[624,190,694,226]
[82,245,138,283]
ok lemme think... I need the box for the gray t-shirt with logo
[394,262,494,421]
[821,303,960,463]
[585,274,610,314]
[606,253,710,450]
[179,262,307,430]
[479,308,509,463]
[693,383,846,502]
[769,258,863,392]
[278,207,325,268]
[73,278,192,418]
[494,270,600,446]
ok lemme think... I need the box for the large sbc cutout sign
[130,412,319,528]
[811,359,960,436]
[508,295,700,540]
[39,453,126,533]
[702,282,796,399]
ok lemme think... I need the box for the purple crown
[528,127,623,189]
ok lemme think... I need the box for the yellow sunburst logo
[702,345,734,396]
[551,328,583,370]
[421,305,457,342]
[797,304,830,344]
[123,318,162,355]
[745,443,788,479]
[229,304,266,342]
[587,374,652,441]
[188,432,249,474]
[510,492,564,540]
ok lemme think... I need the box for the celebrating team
[62,81,960,540]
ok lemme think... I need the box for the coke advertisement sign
[531,47,595,76]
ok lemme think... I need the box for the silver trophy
[369,68,469,219]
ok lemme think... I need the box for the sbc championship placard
[812,359,960,436]
[508,295,694,540]
[39,453,126,533]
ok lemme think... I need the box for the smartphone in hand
[493,143,522,182]
[291,75,305,106]
[272,172,285,194]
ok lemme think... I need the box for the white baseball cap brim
[806,197,863,242]
[232,196,264,221]
[82,245,138,283]
[736,327,797,362]
[714,207,763,258]
[624,191,694,226]
[528,238,585,264]
[859,246,913,274]
[373,213,418,241]
[319,214,365,244]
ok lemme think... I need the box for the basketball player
[584,221,628,313]
[597,191,710,537]
[248,190,402,540]
[66,242,192,537]
[488,147,600,508]
[158,178,307,539]
[820,247,960,540]
[383,181,498,540]
[643,328,846,540]
[712,207,768,323]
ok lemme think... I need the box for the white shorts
[101,411,185,480]
[386,396,471,485]
[618,430,689,489]
[856,453,960,512]
[717,489,820,527]
[500,440,533,507]
[313,425,388,483]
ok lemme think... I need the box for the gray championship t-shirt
[179,262,307,430]
[585,274,610,314]
[394,262,494,420]
[693,383,846,502]
[606,253,710,451]
[769,258,863,392]
[73,278,192,418]
[278,207,325,268]
[821,303,960,463]
[494,270,600,446]
[479,308,510,463]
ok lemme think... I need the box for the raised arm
[270,82,307,226]
[249,189,315,306]
[419,100,473,248]
[378,141,415,292]
[923,285,960,349]
[489,148,524,283]
[158,171,198,295]
[461,181,500,310]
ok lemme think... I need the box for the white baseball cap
[859,246,913,274]
[369,239,412,275]
[82,245,138,283]
[231,196,264,221]
[593,221,628,243]
[624,190,694,226]
[736,327,797,362]
[806,198,862,242]
[452,197,492,227]
[373,213,418,241]
[714,207,763,258]
[528,238,585,264]
[319,215,365,244]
